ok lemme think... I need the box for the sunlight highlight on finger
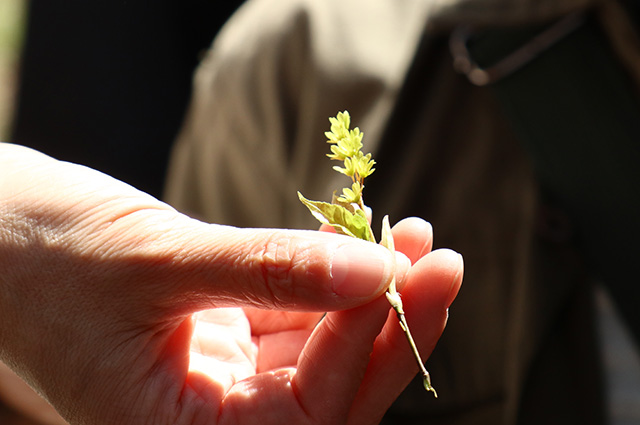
[292,295,393,423]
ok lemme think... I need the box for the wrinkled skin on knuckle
[250,232,328,311]
[256,234,299,309]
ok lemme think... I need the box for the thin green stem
[397,312,437,397]
[306,111,437,397]
[381,215,436,397]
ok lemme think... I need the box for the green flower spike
[298,110,437,397]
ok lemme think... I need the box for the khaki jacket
[165,0,638,423]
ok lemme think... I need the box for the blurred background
[0,0,26,141]
[0,1,639,425]
[1,0,242,199]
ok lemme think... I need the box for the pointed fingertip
[445,251,464,309]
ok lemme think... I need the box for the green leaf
[298,192,374,242]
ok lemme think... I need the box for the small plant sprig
[298,111,437,397]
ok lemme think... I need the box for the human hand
[0,143,462,424]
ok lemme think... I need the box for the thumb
[0,143,403,316]
[100,210,405,314]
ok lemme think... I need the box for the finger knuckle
[255,234,301,308]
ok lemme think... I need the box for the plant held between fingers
[298,111,437,397]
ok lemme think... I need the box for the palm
[147,219,462,425]
[189,308,322,393]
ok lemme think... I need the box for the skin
[0,143,463,425]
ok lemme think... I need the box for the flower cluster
[298,110,437,396]
[324,111,376,204]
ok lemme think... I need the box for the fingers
[390,217,433,264]
[292,295,396,423]
[348,249,463,423]
[322,215,433,265]
[219,217,437,421]
[243,309,324,335]
[290,248,462,424]
[254,329,312,372]
[189,309,256,393]
[243,309,322,372]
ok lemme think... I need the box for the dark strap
[453,11,640,343]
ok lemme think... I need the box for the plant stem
[379,215,437,397]
[397,310,437,397]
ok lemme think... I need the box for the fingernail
[445,253,464,308]
[331,243,393,298]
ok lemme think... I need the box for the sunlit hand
[0,143,462,424]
